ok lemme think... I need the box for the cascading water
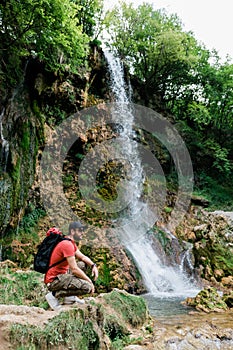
[104,47,199,300]
[0,109,9,172]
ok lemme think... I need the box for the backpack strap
[47,237,71,271]
[48,257,67,270]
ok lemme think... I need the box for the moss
[10,308,100,350]
[20,122,30,152]
[0,268,46,308]
[104,313,129,341]
[0,268,148,350]
[154,229,170,252]
[185,287,228,312]
[102,290,148,327]
[1,207,46,267]
[80,246,118,292]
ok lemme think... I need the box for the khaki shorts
[47,273,92,298]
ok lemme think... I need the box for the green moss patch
[10,308,100,350]
[101,289,148,327]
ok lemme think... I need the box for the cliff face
[0,80,44,234]
[0,50,147,294]
[0,47,106,236]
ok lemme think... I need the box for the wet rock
[223,292,233,308]
[184,287,228,313]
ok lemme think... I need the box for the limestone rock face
[175,208,233,289]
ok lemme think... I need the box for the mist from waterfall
[104,47,199,297]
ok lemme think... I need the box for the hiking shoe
[63,296,85,305]
[46,292,62,310]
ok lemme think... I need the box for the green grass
[194,174,233,210]
[102,290,148,327]
[10,309,99,350]
[0,267,47,308]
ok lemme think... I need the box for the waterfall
[0,109,9,172]
[104,48,199,297]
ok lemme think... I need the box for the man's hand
[90,282,95,294]
[92,265,98,281]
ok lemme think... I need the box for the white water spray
[0,109,9,172]
[104,48,199,297]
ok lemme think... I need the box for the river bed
[142,293,233,350]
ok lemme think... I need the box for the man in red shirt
[45,221,98,310]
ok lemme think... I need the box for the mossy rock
[185,287,228,313]
[8,289,150,350]
[100,289,148,327]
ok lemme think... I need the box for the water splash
[180,245,195,276]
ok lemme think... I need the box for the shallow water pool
[142,293,195,318]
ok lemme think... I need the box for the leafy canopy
[104,1,233,180]
[0,0,103,84]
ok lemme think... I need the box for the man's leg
[48,274,92,298]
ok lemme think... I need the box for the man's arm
[75,249,99,281]
[66,255,95,293]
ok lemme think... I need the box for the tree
[0,0,93,86]
[74,0,104,38]
[104,1,233,180]
[104,2,200,103]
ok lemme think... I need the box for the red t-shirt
[44,238,77,284]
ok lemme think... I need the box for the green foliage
[18,206,46,236]
[10,308,99,350]
[104,3,199,97]
[213,245,233,274]
[104,1,233,186]
[155,229,170,250]
[0,0,97,86]
[0,268,46,308]
[194,173,233,210]
[104,314,129,341]
[75,0,104,37]
[1,206,46,266]
[94,252,113,291]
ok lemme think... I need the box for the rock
[223,292,233,308]
[193,224,209,233]
[214,269,225,279]
[184,287,228,313]
[191,195,210,207]
[221,276,233,288]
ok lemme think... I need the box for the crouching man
[45,221,98,310]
